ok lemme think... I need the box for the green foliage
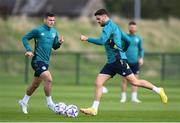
[105,0,134,18]
[141,0,180,19]
[104,0,180,19]
[0,17,180,52]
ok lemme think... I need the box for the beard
[100,23,105,27]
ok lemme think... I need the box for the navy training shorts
[31,61,49,77]
[128,62,140,75]
[100,60,132,77]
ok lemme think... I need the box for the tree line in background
[0,0,180,20]
[104,0,180,19]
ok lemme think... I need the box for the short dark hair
[44,12,55,18]
[129,21,137,25]
[94,9,109,16]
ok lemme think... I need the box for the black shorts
[100,60,132,77]
[128,62,140,75]
[31,61,49,77]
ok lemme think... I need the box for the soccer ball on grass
[64,104,79,118]
[53,102,67,115]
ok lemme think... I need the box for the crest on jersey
[135,38,139,43]
[52,33,56,38]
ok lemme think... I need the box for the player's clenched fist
[80,35,88,41]
[59,35,64,44]
[25,51,34,58]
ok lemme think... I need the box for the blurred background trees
[0,0,180,83]
[1,0,180,19]
[104,0,180,19]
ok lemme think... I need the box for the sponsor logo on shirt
[41,33,45,36]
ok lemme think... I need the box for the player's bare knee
[129,80,138,86]
[46,78,52,84]
[133,81,140,86]
[95,81,103,88]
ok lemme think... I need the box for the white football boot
[48,103,55,111]
[18,100,28,114]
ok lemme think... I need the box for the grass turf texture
[0,82,180,122]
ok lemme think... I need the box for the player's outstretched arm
[80,27,112,45]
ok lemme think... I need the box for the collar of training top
[43,24,51,30]
[102,19,111,27]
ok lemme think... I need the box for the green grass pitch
[0,82,180,122]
